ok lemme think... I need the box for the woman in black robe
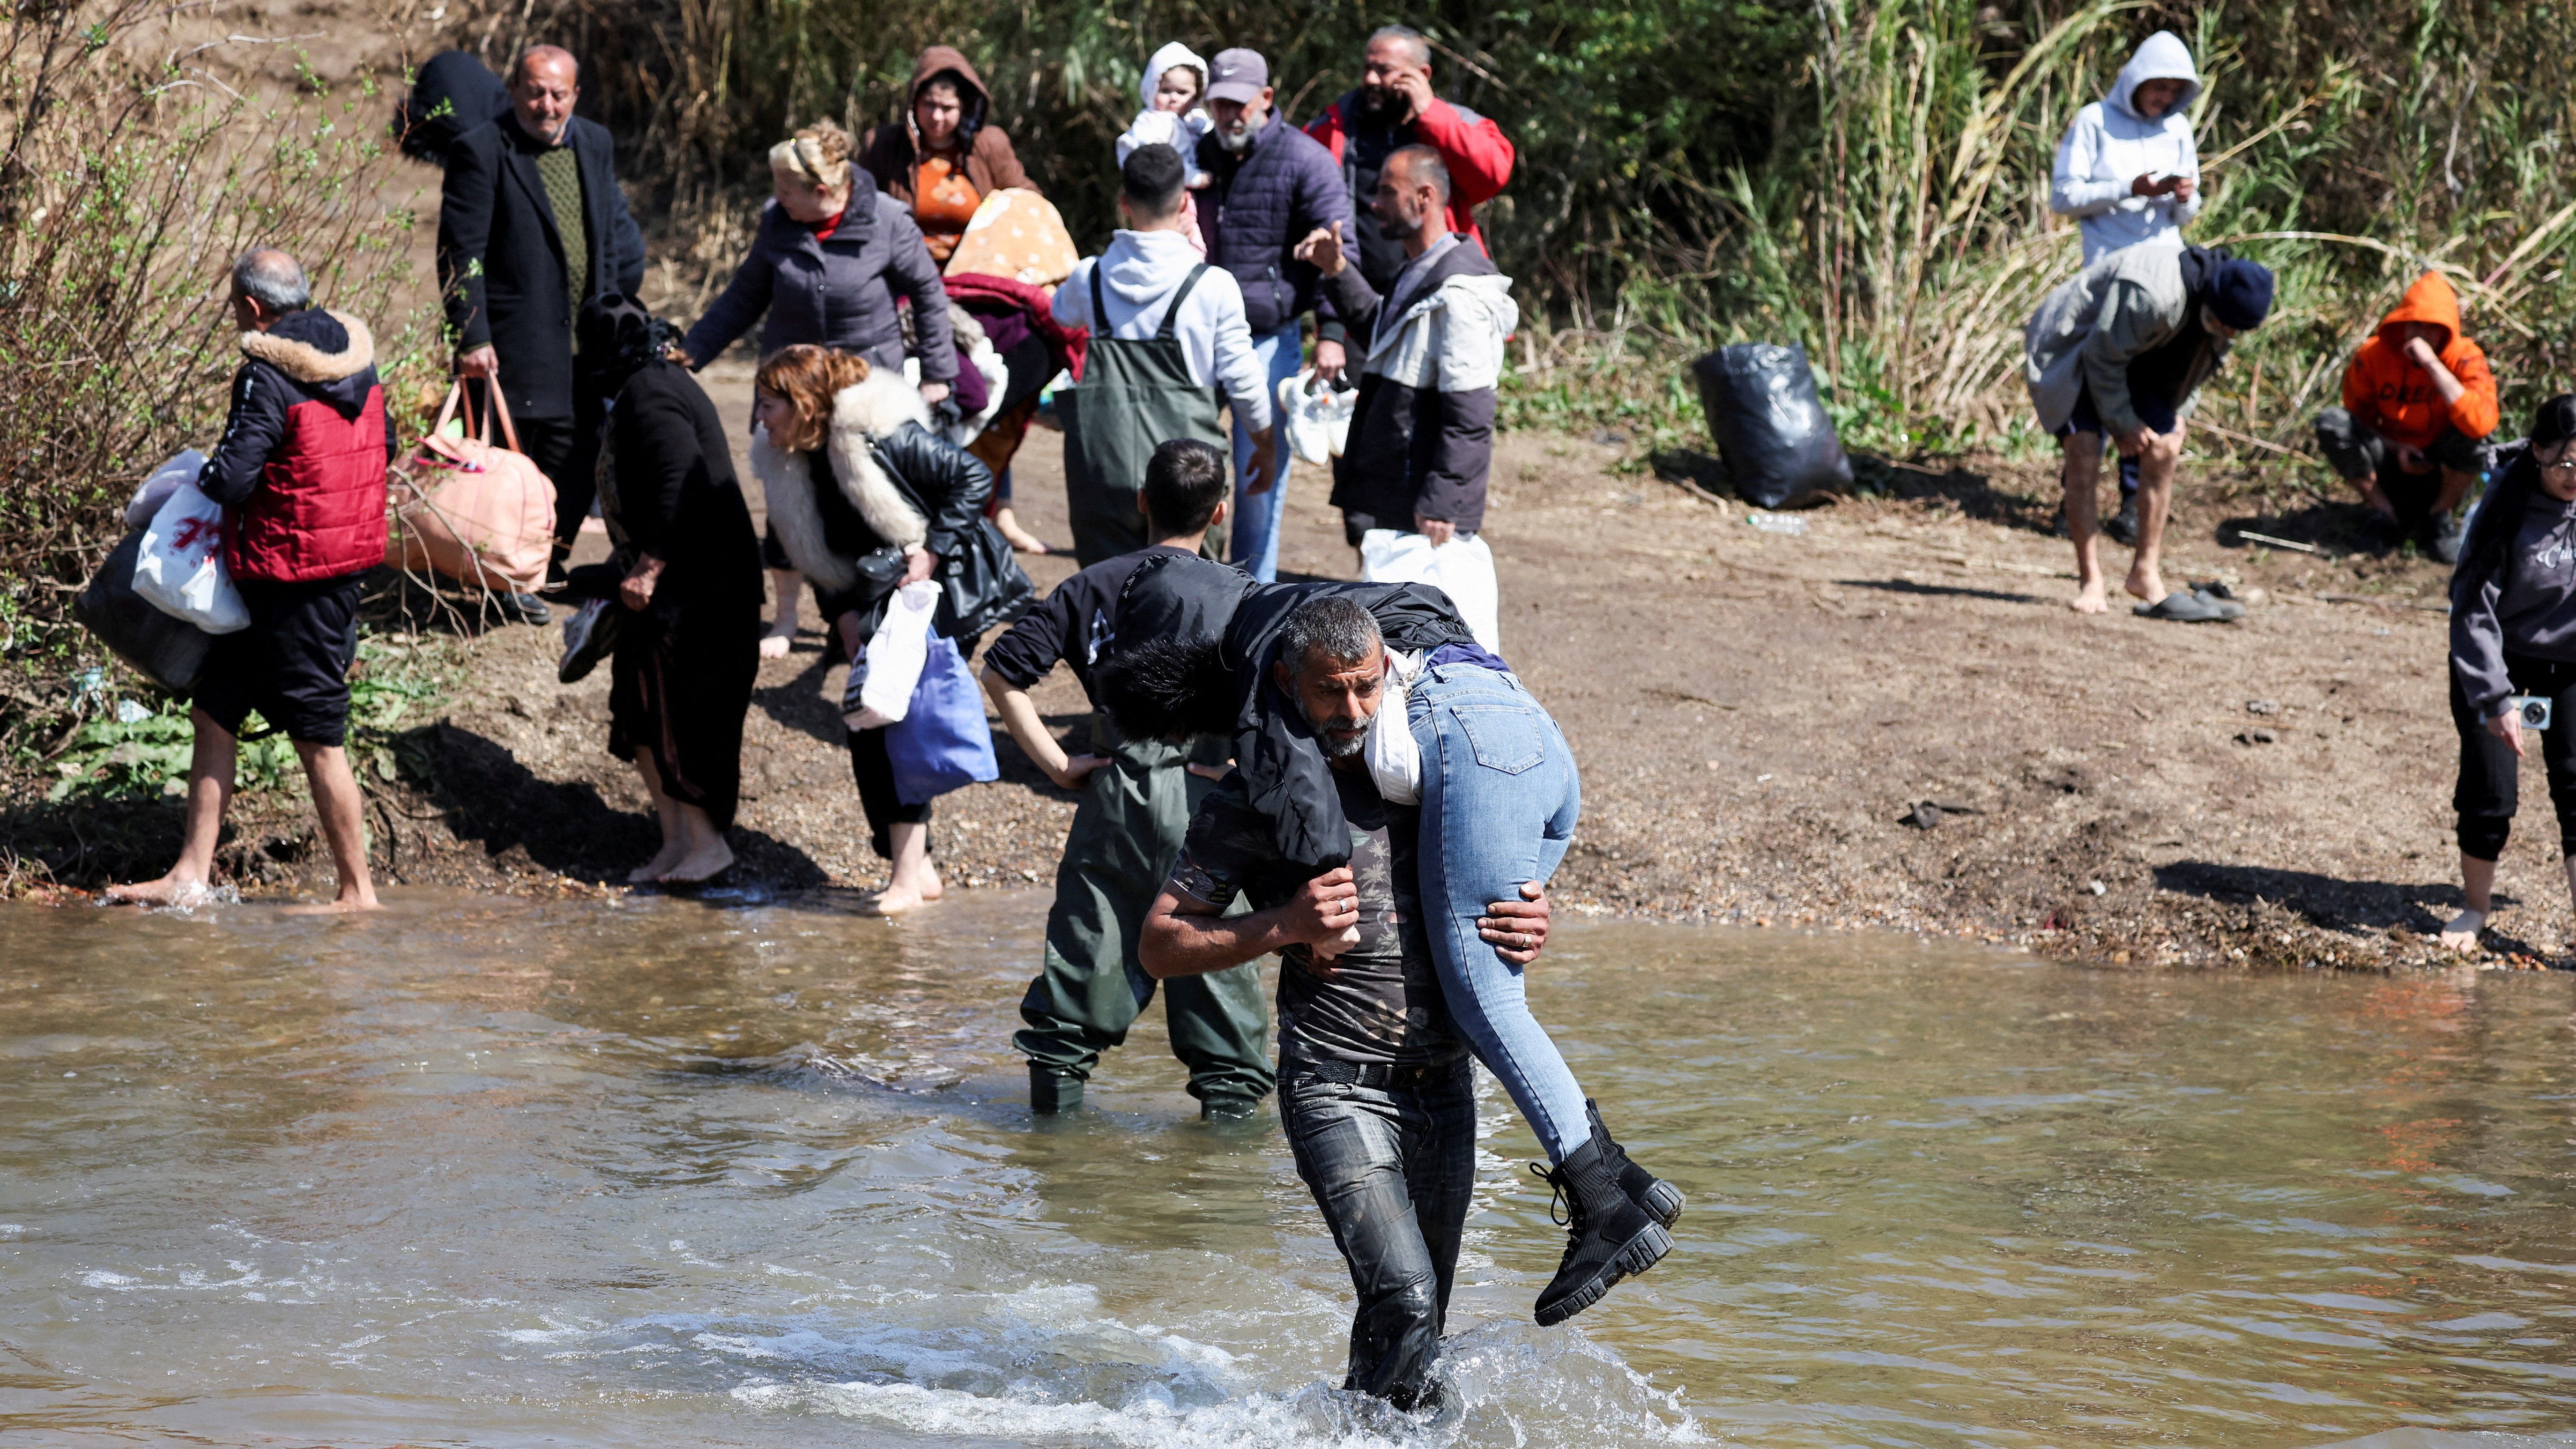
[580,297,765,884]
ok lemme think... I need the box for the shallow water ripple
[1,892,2571,1447]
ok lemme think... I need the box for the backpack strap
[1157,263,1212,342]
[1089,262,1107,332]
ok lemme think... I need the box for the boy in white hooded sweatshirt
[2049,30,2204,542]
[1116,42,1212,255]
[1054,144,1277,564]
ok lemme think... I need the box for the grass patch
[38,632,462,804]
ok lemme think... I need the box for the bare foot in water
[282,892,384,916]
[2070,579,2108,614]
[658,837,735,885]
[2438,908,2487,952]
[859,874,942,915]
[103,873,211,907]
[629,838,689,884]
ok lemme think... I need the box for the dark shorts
[194,572,365,746]
[2057,383,2178,440]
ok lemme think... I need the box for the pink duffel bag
[393,382,557,593]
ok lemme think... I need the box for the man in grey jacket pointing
[1295,145,1516,555]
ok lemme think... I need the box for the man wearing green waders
[1053,144,1278,567]
[980,440,1269,1117]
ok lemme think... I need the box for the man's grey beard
[1216,116,1260,153]
[1316,714,1366,758]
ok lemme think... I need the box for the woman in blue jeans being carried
[1104,555,1678,1326]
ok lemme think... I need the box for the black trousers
[1280,1055,1476,1411]
[846,725,932,860]
[503,385,605,570]
[2451,653,2576,860]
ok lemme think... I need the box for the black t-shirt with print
[1166,764,1459,1067]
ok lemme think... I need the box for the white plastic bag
[1359,528,1500,654]
[1365,648,1426,806]
[846,581,941,728]
[125,448,208,527]
[134,476,250,635]
[1276,369,1356,466]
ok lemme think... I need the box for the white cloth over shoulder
[1365,647,1427,806]
[2049,30,2203,265]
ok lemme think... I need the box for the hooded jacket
[679,162,957,379]
[200,308,392,584]
[747,367,991,596]
[2049,31,2203,265]
[1305,89,1515,294]
[2025,242,2237,438]
[1117,43,1214,170]
[2343,271,2500,450]
[1193,113,1353,338]
[1320,237,1517,533]
[2452,443,2576,712]
[858,47,1038,209]
[1111,552,1474,873]
[1050,228,1271,431]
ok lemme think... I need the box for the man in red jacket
[109,249,391,913]
[1303,22,1514,379]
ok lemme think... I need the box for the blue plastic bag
[885,634,999,806]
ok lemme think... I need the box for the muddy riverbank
[8,365,2539,972]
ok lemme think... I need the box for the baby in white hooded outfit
[1115,42,1211,255]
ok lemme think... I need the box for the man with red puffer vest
[2314,270,2500,564]
[108,249,393,913]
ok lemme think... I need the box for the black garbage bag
[393,50,512,165]
[74,527,212,695]
[1691,342,1854,509]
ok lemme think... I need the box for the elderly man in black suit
[437,43,646,615]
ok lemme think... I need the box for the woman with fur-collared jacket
[750,343,994,912]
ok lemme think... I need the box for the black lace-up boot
[1588,1100,1684,1228]
[1530,1134,1673,1327]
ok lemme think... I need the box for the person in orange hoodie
[2314,270,2499,563]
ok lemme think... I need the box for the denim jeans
[1409,663,1593,1164]
[1280,1055,1476,1409]
[1228,320,1305,582]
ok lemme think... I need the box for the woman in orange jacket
[2314,270,2499,562]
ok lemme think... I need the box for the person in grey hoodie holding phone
[2442,396,2576,952]
[2049,30,2205,545]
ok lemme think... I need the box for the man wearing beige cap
[1192,46,1351,582]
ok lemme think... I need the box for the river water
[2,891,2573,1449]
